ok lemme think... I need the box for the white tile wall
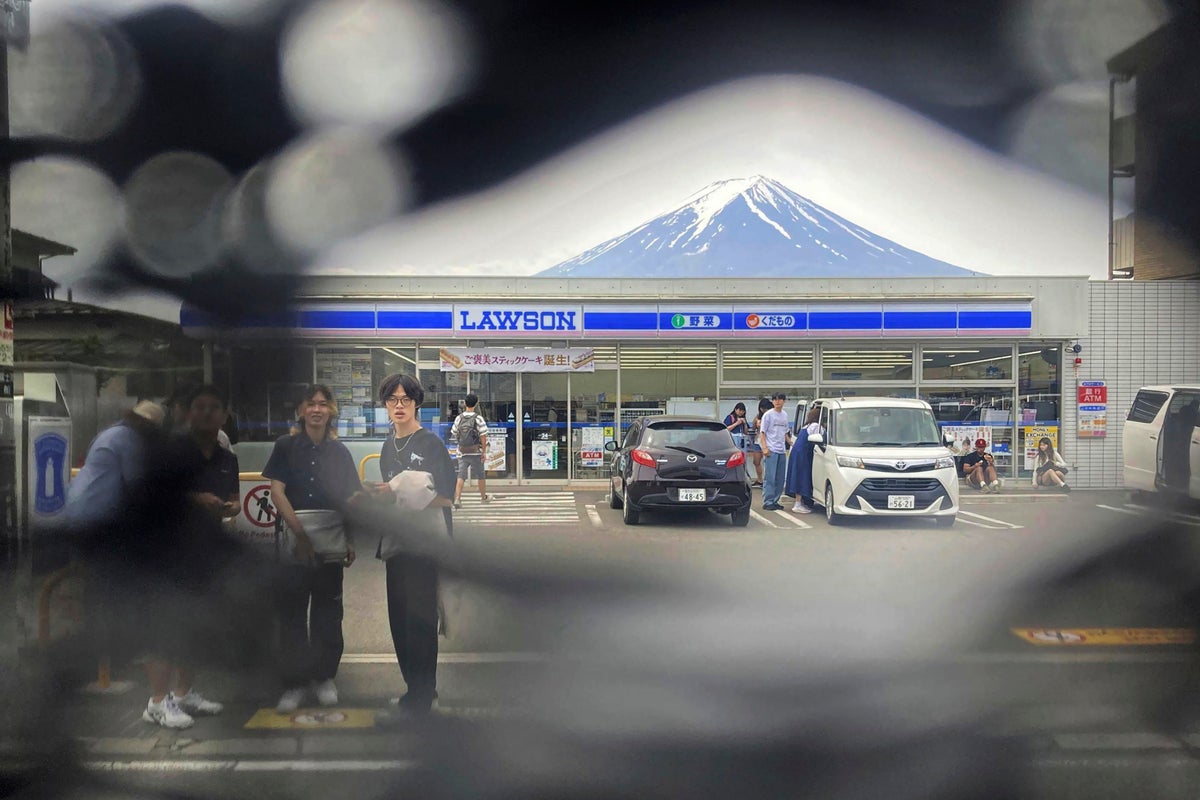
[1065,281,1200,488]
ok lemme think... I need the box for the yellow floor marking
[1011,627,1196,646]
[244,708,376,730]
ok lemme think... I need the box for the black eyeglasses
[384,395,415,408]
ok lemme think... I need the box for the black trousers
[277,562,345,689]
[385,554,439,707]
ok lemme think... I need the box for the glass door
[468,372,518,482]
[521,373,569,481]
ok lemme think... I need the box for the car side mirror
[604,441,618,451]
[808,433,824,446]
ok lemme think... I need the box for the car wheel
[731,506,750,527]
[622,494,640,525]
[609,481,622,509]
[935,515,956,528]
[824,483,841,526]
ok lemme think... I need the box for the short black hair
[464,393,479,408]
[771,391,787,400]
[187,384,225,409]
[379,372,424,406]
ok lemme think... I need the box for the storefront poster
[440,347,595,373]
[531,440,558,470]
[943,426,991,456]
[1023,426,1059,470]
[485,426,507,471]
[1078,380,1107,438]
[579,426,605,467]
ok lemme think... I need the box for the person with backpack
[452,393,490,509]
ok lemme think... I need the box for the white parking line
[957,510,1023,529]
[956,516,1001,528]
[772,509,814,529]
[342,652,547,664]
[82,760,416,772]
[1124,503,1200,525]
[748,509,779,528]
[585,504,603,527]
[1097,504,1200,527]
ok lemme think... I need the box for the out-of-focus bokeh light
[33,0,284,27]
[8,18,140,141]
[1007,82,1110,197]
[11,157,123,274]
[123,151,234,278]
[280,0,473,130]
[222,163,291,274]
[1011,0,1170,86]
[265,129,412,254]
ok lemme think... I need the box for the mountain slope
[538,176,981,278]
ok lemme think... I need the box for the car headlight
[935,456,955,469]
[837,456,866,469]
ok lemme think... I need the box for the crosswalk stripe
[453,492,581,526]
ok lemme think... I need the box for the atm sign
[745,313,796,329]
[1078,382,1107,404]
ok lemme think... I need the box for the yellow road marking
[1011,628,1196,646]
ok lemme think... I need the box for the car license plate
[887,495,916,510]
[679,488,707,502]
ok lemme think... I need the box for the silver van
[1123,385,1200,500]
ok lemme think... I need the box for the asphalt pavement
[7,486,1200,799]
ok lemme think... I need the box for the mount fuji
[537,176,982,278]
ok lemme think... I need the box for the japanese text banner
[440,347,595,373]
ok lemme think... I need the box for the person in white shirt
[1031,437,1070,492]
[758,392,793,510]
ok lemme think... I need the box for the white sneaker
[174,690,223,716]
[791,502,811,514]
[276,688,307,713]
[990,481,1002,493]
[314,679,338,707]
[143,695,194,729]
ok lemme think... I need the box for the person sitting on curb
[961,438,1001,493]
[1031,436,1071,492]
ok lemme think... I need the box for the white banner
[579,426,605,467]
[440,347,595,373]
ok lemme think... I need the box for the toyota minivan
[1123,385,1200,500]
[807,397,959,527]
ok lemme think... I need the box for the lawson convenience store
[183,275,1088,485]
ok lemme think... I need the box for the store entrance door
[452,372,572,484]
[520,373,569,482]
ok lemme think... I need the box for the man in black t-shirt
[961,438,1001,493]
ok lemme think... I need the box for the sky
[318,75,1114,280]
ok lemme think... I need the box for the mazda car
[606,415,752,526]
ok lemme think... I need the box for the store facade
[183,276,1088,485]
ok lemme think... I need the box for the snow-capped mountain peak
[538,176,981,279]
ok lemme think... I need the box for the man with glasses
[758,392,793,511]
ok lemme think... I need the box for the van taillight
[631,449,657,468]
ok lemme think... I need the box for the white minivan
[808,397,959,527]
[1123,385,1200,500]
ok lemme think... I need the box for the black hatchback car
[606,415,752,526]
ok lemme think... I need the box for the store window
[720,347,813,383]
[821,348,913,382]
[618,345,717,435]
[921,387,1015,478]
[569,347,618,479]
[231,344,314,441]
[1016,344,1062,481]
[922,346,1013,381]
